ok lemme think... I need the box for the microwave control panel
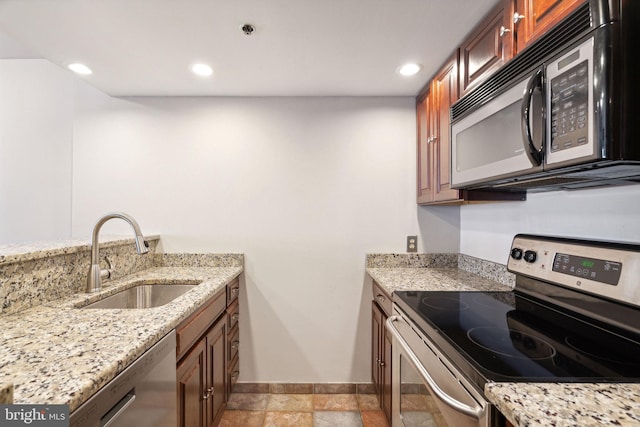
[549,59,589,153]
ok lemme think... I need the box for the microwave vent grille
[451,3,591,122]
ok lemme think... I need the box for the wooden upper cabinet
[417,52,462,205]
[459,2,513,95]
[416,90,434,204]
[513,0,587,52]
[432,52,462,203]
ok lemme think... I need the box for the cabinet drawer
[372,280,392,316]
[227,324,239,363]
[227,298,239,330]
[227,355,239,398]
[176,289,226,360]
[227,277,240,305]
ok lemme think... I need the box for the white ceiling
[0,0,500,97]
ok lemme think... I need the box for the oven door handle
[386,315,485,420]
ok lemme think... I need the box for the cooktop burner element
[393,235,640,390]
[467,327,556,360]
[420,295,469,310]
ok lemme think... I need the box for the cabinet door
[416,91,434,204]
[432,52,462,203]
[205,319,226,427]
[514,0,587,52]
[371,302,383,392]
[459,2,513,95]
[381,324,393,423]
[177,340,206,427]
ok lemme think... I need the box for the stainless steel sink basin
[81,284,198,309]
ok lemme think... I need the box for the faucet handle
[101,256,113,279]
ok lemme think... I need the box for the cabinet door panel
[433,53,461,203]
[206,320,226,427]
[177,341,206,427]
[460,3,512,95]
[515,0,587,52]
[371,302,382,391]
[416,92,434,204]
[382,323,393,422]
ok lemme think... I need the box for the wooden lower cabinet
[177,340,206,427]
[176,277,241,427]
[372,298,392,423]
[177,318,226,427]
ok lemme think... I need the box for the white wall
[0,59,74,243]
[71,96,460,383]
[460,186,640,263]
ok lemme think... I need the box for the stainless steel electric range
[387,234,640,427]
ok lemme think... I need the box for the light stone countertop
[485,382,640,427]
[366,267,514,294]
[366,265,640,427]
[0,265,242,412]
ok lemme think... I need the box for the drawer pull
[231,313,240,321]
[376,294,386,304]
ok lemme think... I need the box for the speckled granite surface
[485,382,640,427]
[0,236,161,315]
[366,253,458,268]
[0,264,242,412]
[367,267,513,293]
[0,383,12,404]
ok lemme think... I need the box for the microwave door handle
[521,68,544,166]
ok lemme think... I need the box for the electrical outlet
[406,235,417,253]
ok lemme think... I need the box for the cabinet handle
[231,287,239,294]
[231,313,240,321]
[376,294,385,304]
[499,26,510,37]
[232,340,240,350]
[380,360,385,367]
[513,12,525,24]
[231,371,239,381]
[202,386,215,400]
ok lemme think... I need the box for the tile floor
[219,393,389,427]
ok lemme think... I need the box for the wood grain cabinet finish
[177,340,207,427]
[371,281,392,423]
[513,0,587,52]
[459,2,513,95]
[176,278,241,427]
[417,53,463,205]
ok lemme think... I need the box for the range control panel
[507,234,640,307]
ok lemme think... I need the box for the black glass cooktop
[394,290,640,386]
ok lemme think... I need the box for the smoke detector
[240,24,256,36]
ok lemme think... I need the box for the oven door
[386,310,490,427]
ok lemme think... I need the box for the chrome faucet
[86,212,149,293]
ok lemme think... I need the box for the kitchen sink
[80,283,199,309]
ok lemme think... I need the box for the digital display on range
[552,253,622,285]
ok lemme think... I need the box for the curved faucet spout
[87,212,149,293]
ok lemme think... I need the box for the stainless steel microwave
[450,0,640,191]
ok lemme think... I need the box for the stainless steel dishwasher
[70,330,176,427]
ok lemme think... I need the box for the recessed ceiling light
[191,63,213,77]
[398,63,422,76]
[68,63,92,75]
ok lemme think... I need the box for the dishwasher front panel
[70,330,177,427]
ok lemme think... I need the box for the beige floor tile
[218,410,265,427]
[266,393,314,411]
[263,411,313,427]
[314,394,359,411]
